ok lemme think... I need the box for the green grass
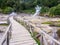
[42,21,60,27]
[34,37,40,45]
[42,22,53,24]
[0,24,8,26]
[57,20,60,22]
[54,24,60,27]
[32,32,40,45]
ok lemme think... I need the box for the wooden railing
[0,17,12,45]
[24,20,60,45]
[15,17,60,45]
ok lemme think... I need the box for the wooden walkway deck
[9,17,38,45]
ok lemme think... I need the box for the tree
[39,0,59,7]
[54,4,60,15]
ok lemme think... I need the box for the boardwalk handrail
[18,17,60,45]
[27,22,60,45]
[0,24,11,45]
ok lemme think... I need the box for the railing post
[8,25,11,40]
[6,32,9,45]
[7,16,10,24]
[39,34,43,45]
[24,22,26,27]
[29,25,33,36]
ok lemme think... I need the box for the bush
[0,8,2,13]
[40,7,49,14]
[49,7,56,17]
[2,7,13,14]
[49,4,60,17]
[54,4,60,15]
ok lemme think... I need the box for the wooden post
[39,34,43,45]
[24,22,25,27]
[26,23,29,30]
[6,32,9,45]
[30,25,33,36]
[7,17,10,24]
[9,24,12,39]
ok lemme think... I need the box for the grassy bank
[0,24,8,26]
[42,21,60,27]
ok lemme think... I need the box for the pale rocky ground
[0,26,8,40]
[14,13,60,32]
[0,14,8,21]
[0,14,8,40]
[0,14,8,31]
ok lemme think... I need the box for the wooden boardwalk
[9,17,38,45]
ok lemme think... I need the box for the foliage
[39,0,59,7]
[2,7,13,14]
[33,32,40,45]
[49,4,60,16]
[42,22,53,24]
[54,4,60,15]
[42,21,60,27]
[0,8,2,13]
[40,7,49,14]
[0,24,8,26]
[49,7,56,17]
[0,0,60,14]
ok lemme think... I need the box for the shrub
[49,7,56,17]
[0,8,2,13]
[2,7,13,14]
[49,4,60,17]
[40,7,49,14]
[54,4,60,15]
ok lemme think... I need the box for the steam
[33,5,41,17]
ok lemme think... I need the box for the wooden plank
[10,39,36,44]
[9,17,37,45]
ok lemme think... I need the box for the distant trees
[49,4,60,16]
[0,0,60,14]
[37,0,59,7]
[54,4,60,15]
[0,0,60,9]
